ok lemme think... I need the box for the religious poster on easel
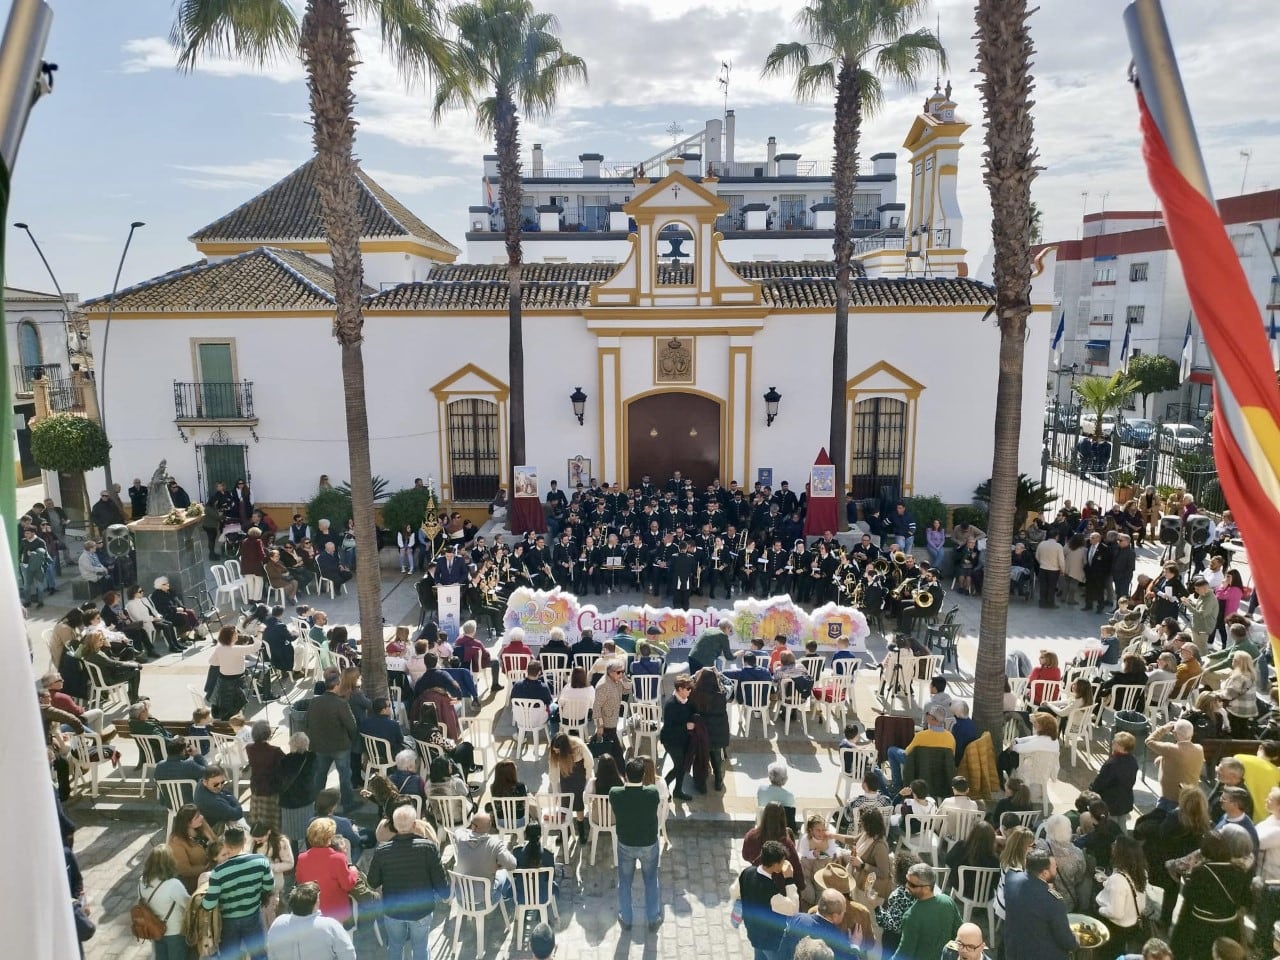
[514,466,539,498]
[804,447,840,536]
[437,583,462,641]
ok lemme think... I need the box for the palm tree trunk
[302,0,386,697]
[496,93,526,521]
[974,0,1038,744]
[830,60,861,528]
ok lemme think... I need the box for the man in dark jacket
[153,737,208,788]
[194,765,244,830]
[1110,533,1137,603]
[367,805,449,956]
[89,490,126,535]
[1082,532,1112,614]
[359,697,406,757]
[738,841,791,955]
[411,652,463,702]
[1002,847,1078,960]
[263,607,295,672]
[780,888,858,959]
[307,671,359,813]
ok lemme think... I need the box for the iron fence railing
[12,362,62,394]
[173,381,255,420]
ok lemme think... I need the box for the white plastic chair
[501,653,532,691]
[133,734,168,798]
[900,812,943,864]
[556,696,592,742]
[490,796,529,847]
[315,573,336,599]
[573,652,600,675]
[264,584,288,608]
[456,715,495,774]
[511,699,551,756]
[774,679,810,736]
[1029,679,1063,706]
[630,673,661,703]
[1006,676,1029,708]
[1018,749,1060,815]
[511,867,559,947]
[736,680,773,737]
[835,745,877,805]
[543,668,570,698]
[1144,678,1176,724]
[186,685,210,712]
[431,796,470,856]
[814,675,856,733]
[1006,809,1041,831]
[533,791,576,861]
[799,656,827,685]
[67,734,101,799]
[211,731,247,798]
[952,865,1002,927]
[539,652,568,672]
[223,559,249,601]
[447,870,510,955]
[1062,706,1095,768]
[210,564,244,607]
[157,778,195,834]
[360,733,397,783]
[587,793,618,865]
[913,654,945,705]
[940,807,985,849]
[628,701,662,759]
[83,660,131,713]
[1099,684,1146,728]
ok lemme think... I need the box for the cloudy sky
[6,0,1280,298]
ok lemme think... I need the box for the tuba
[892,576,918,600]
[912,587,936,609]
[872,556,892,576]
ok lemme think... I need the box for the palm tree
[972,0,1039,743]
[431,0,586,517]
[763,0,944,524]
[171,0,445,697]
[1074,372,1139,440]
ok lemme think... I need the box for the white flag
[1179,317,1194,382]
[0,519,80,957]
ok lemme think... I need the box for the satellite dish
[105,523,134,558]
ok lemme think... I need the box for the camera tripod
[878,644,914,708]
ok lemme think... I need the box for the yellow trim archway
[846,360,925,497]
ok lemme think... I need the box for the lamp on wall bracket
[249,427,260,443]
[763,386,782,427]
[569,386,587,426]
[176,426,189,444]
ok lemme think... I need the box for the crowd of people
[29,467,1279,960]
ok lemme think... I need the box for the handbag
[130,884,173,941]
[1122,872,1156,939]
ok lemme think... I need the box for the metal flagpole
[0,0,53,549]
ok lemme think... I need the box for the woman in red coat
[294,817,358,925]
[238,526,268,603]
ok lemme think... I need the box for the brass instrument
[892,576,918,600]
[911,587,936,609]
[891,550,909,565]
[872,557,892,576]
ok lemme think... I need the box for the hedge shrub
[30,414,111,472]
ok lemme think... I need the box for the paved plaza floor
[34,538,1179,959]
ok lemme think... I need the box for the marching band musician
[600,532,625,595]
[624,533,649,592]
[783,539,808,602]
[765,538,789,597]
[552,530,575,588]
[650,531,679,597]
[671,540,698,608]
[895,567,945,635]
[812,541,840,606]
[573,533,598,596]
[707,535,731,600]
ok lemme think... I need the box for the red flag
[1137,92,1280,661]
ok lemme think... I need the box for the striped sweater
[202,852,274,920]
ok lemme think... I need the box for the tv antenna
[717,60,732,116]
[1240,149,1252,195]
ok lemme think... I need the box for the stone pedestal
[130,515,209,598]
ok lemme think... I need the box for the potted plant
[1112,468,1137,504]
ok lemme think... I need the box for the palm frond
[794,60,837,101]
[856,67,884,115]
[169,0,297,72]
[351,0,450,86]
[761,41,812,80]
[874,28,947,87]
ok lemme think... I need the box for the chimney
[766,136,777,177]
[705,118,722,164]
[725,109,736,163]
[579,152,602,178]
[776,153,800,177]
[531,143,544,176]
[483,154,499,178]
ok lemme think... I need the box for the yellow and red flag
[1137,91,1280,663]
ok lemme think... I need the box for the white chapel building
[78,88,1053,518]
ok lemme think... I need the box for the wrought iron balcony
[12,362,61,396]
[173,381,256,422]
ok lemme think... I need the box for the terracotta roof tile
[79,247,371,312]
[188,159,458,255]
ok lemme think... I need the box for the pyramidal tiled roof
[188,159,459,255]
[79,247,373,312]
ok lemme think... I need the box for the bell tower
[902,81,970,277]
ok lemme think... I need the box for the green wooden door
[197,343,236,417]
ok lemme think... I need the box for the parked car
[1114,417,1155,447]
[1158,422,1207,454]
[1044,401,1079,430]
[1078,412,1117,437]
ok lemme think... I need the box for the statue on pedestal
[146,460,176,517]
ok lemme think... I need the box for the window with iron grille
[1126,305,1145,324]
[1271,276,1280,305]
[448,399,500,501]
[1129,262,1149,282]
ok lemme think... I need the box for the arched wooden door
[626,392,721,488]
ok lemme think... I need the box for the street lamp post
[98,220,145,496]
[13,222,76,364]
